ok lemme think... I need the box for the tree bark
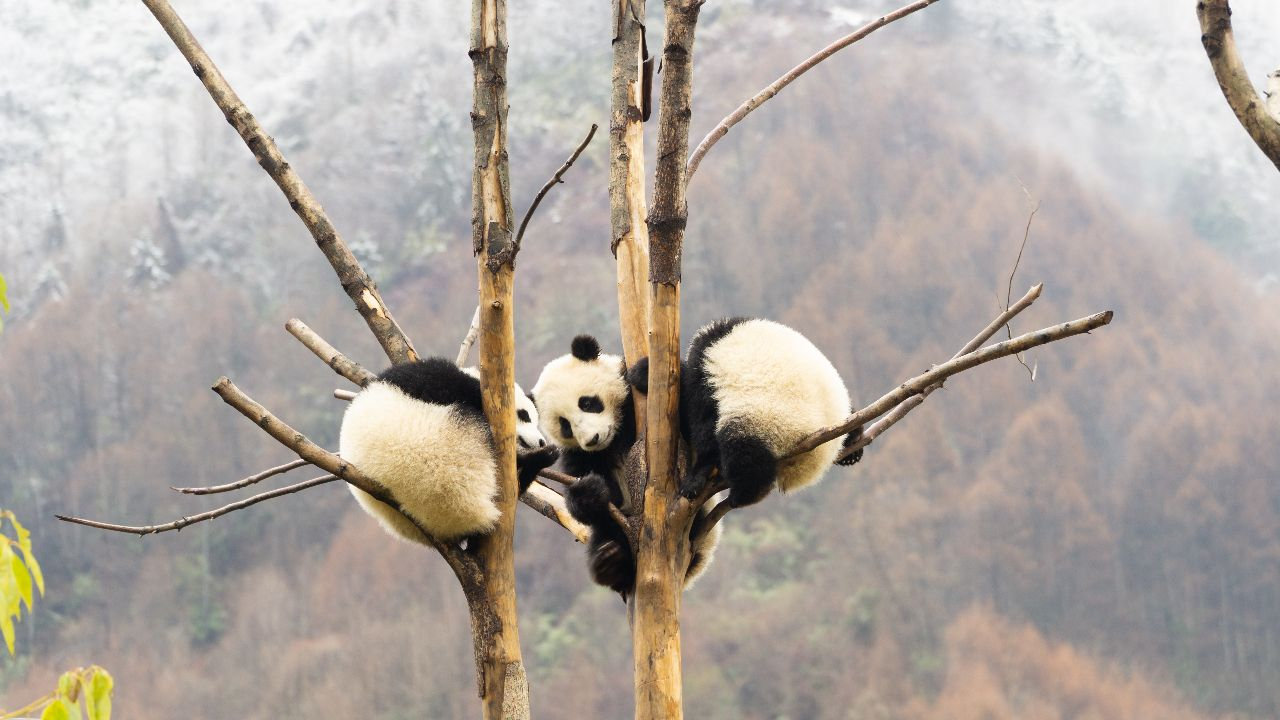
[611,0,653,432]
[1196,0,1280,170]
[468,0,529,717]
[632,2,701,718]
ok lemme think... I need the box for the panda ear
[571,334,601,361]
[526,391,536,405]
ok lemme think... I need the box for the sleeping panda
[531,335,719,593]
[677,317,863,507]
[339,357,558,544]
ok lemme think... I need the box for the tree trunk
[631,2,701,718]
[469,0,529,717]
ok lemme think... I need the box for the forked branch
[171,458,310,495]
[686,0,943,181]
[514,123,598,252]
[139,0,419,364]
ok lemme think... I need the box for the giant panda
[339,357,558,544]
[677,317,863,507]
[531,335,719,593]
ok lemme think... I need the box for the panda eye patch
[559,417,574,438]
[578,395,605,413]
[517,409,531,423]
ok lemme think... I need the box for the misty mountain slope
[4,1,1280,718]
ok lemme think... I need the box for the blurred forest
[3,1,1280,718]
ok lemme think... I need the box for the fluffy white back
[339,382,499,542]
[703,319,850,493]
[531,352,628,452]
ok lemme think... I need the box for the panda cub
[339,357,558,544]
[677,317,863,507]
[532,335,719,593]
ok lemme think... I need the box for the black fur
[516,445,560,494]
[377,358,486,426]
[557,390,637,481]
[566,473,635,593]
[679,317,751,500]
[571,334,602,361]
[625,356,650,394]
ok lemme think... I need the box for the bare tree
[58,1,1113,718]
[1197,0,1280,170]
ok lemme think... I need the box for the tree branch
[286,318,378,387]
[206,376,473,575]
[456,306,482,366]
[536,469,578,488]
[138,0,419,364]
[686,0,942,182]
[1196,0,1280,170]
[514,124,598,253]
[170,458,311,495]
[58,475,338,536]
[787,308,1113,460]
[521,483,591,544]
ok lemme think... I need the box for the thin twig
[334,389,357,401]
[171,458,311,495]
[686,0,942,181]
[58,475,338,536]
[138,0,418,364]
[787,309,1113,459]
[286,318,378,387]
[514,124,599,251]
[537,469,578,488]
[456,306,482,366]
[690,498,730,541]
[1002,182,1039,378]
[838,284,1044,461]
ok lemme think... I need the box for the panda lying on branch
[339,358,559,544]
[534,318,862,593]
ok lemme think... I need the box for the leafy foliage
[0,665,113,720]
[0,271,8,333]
[0,510,44,656]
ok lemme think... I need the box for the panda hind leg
[587,530,636,594]
[836,423,864,466]
[719,430,778,508]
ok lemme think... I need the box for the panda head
[458,366,547,450]
[531,335,629,452]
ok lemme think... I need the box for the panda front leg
[516,445,560,494]
[566,473,636,593]
[717,425,778,508]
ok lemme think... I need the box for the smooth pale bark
[285,318,377,387]
[1196,0,1280,170]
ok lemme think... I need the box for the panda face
[531,335,629,453]
[514,388,547,450]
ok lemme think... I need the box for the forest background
[2,0,1280,717]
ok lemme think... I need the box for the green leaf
[0,541,20,620]
[0,272,9,313]
[85,668,114,720]
[41,698,72,720]
[9,514,44,596]
[10,549,33,612]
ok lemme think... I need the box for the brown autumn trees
[53,1,1115,718]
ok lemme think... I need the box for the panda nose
[590,433,601,446]
[538,438,547,448]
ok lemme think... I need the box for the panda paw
[589,539,635,593]
[517,444,560,472]
[835,447,863,466]
[625,357,650,394]
[566,473,614,524]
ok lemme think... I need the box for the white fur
[339,373,544,544]
[685,519,722,587]
[531,352,628,452]
[702,319,850,493]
